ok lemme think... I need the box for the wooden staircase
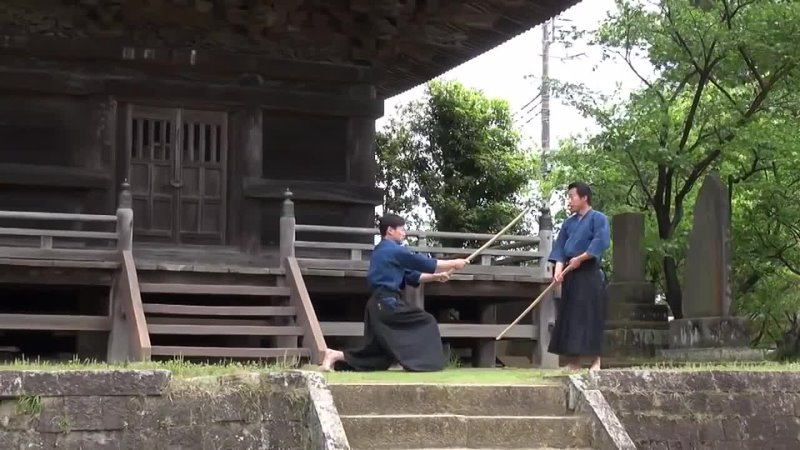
[132,258,325,364]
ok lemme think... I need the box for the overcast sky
[377,0,647,149]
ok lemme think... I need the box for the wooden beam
[143,304,296,316]
[0,36,375,84]
[0,266,113,286]
[0,248,118,262]
[293,240,541,258]
[0,164,111,190]
[138,283,290,296]
[0,314,110,331]
[320,321,537,339]
[146,317,272,326]
[148,324,303,335]
[243,178,383,205]
[0,64,383,118]
[0,210,117,223]
[0,258,118,270]
[296,258,540,277]
[150,346,311,359]
[0,228,117,241]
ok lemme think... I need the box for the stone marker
[611,212,647,282]
[604,212,669,360]
[660,172,764,362]
[682,172,732,317]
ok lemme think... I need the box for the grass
[0,357,799,385]
[0,356,301,379]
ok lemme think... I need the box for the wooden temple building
[0,0,580,368]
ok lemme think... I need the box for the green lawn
[0,358,294,379]
[0,358,797,384]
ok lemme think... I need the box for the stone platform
[658,316,765,362]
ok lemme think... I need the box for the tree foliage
[376,80,536,241]
[546,0,800,319]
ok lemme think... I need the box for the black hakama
[335,288,446,372]
[548,260,607,357]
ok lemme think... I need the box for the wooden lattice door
[127,106,228,244]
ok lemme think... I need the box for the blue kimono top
[548,209,611,265]
[367,239,438,293]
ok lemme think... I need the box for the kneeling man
[321,213,467,372]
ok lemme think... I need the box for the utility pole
[541,19,553,165]
[541,19,552,154]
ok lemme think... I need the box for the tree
[376,80,536,241]
[548,0,800,318]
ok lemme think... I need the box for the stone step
[330,384,567,416]
[341,414,592,449]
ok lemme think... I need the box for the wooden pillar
[346,117,377,185]
[533,207,559,369]
[346,117,378,232]
[473,303,497,367]
[233,108,263,254]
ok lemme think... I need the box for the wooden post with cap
[533,207,559,368]
[279,188,296,270]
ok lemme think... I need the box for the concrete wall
[0,369,348,449]
[571,370,800,450]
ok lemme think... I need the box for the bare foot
[320,348,344,372]
[589,357,601,371]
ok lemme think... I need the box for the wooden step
[139,283,290,296]
[150,346,310,359]
[143,304,296,316]
[0,314,110,331]
[147,324,303,336]
[147,317,274,326]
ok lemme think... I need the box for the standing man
[320,213,468,372]
[548,181,611,371]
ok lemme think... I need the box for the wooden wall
[0,93,116,219]
[0,48,382,251]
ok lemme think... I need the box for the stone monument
[659,172,763,362]
[604,212,670,360]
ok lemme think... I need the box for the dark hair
[378,213,405,237]
[568,181,592,205]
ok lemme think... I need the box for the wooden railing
[0,181,151,362]
[285,256,327,365]
[0,210,120,263]
[278,188,553,282]
[106,182,150,362]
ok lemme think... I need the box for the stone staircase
[329,383,594,449]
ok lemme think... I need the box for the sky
[372,0,652,227]
[376,0,647,149]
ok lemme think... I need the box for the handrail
[107,250,151,362]
[0,211,117,222]
[0,182,131,258]
[294,223,540,243]
[285,256,326,364]
[293,240,542,258]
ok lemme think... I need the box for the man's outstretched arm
[395,247,468,273]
